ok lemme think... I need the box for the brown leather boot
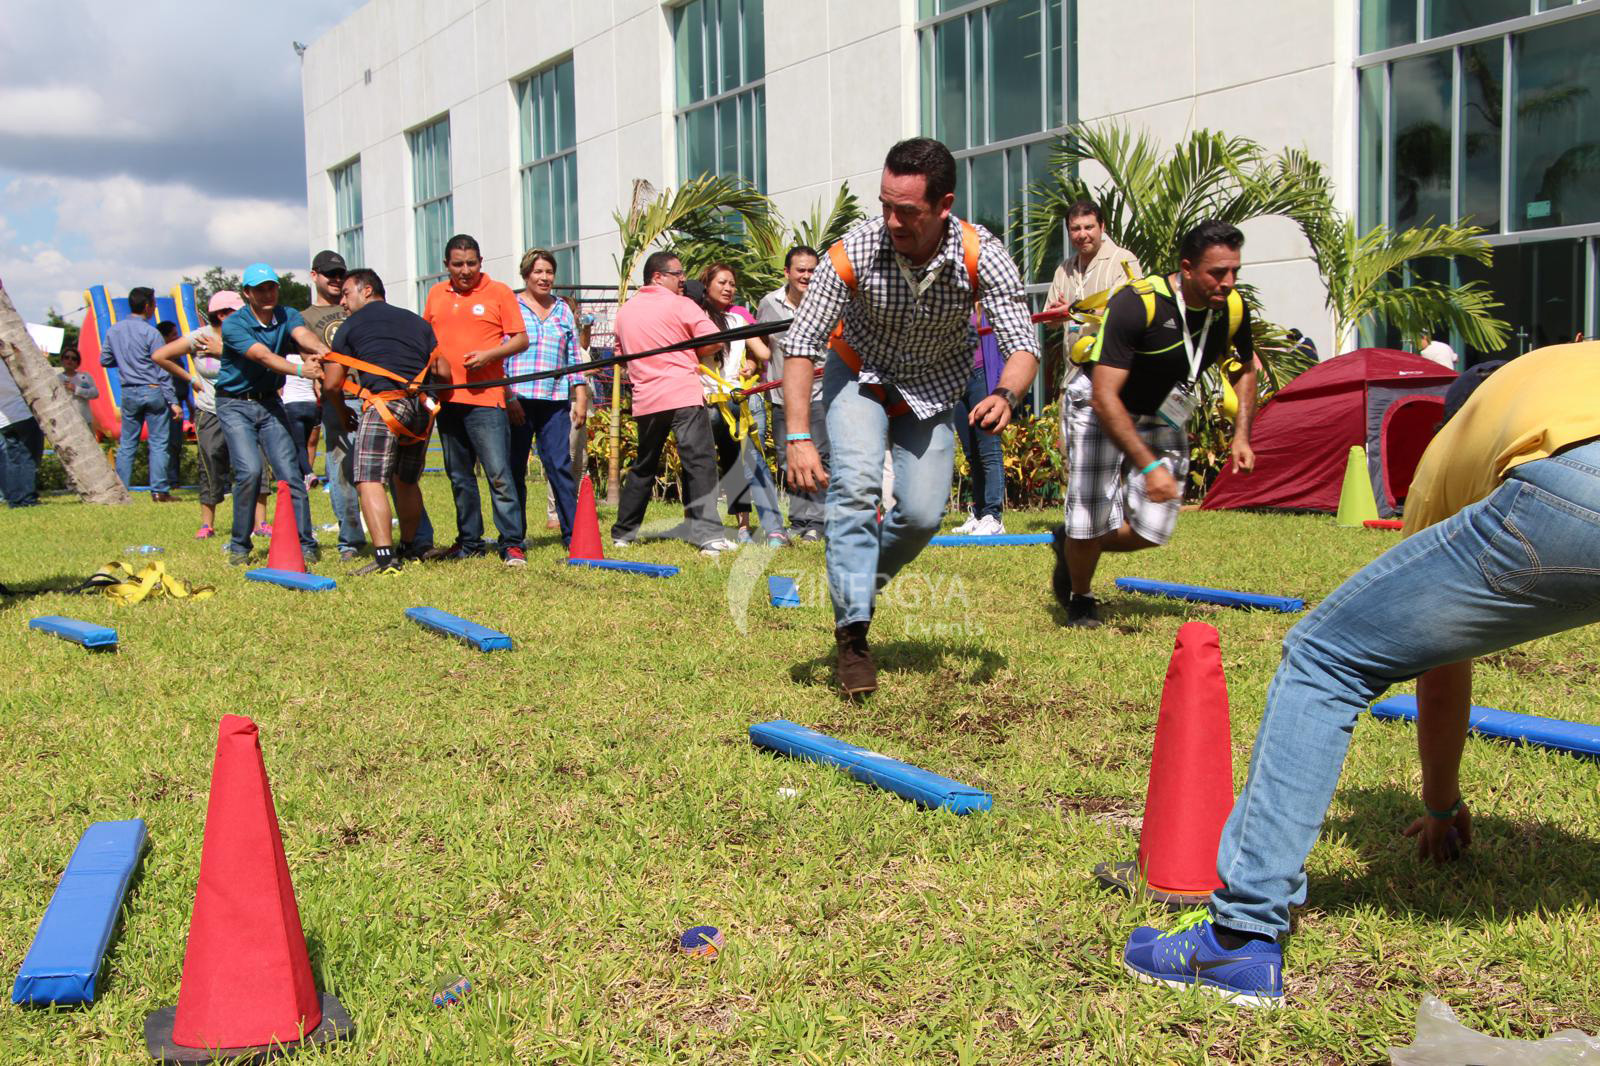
[834,621,877,696]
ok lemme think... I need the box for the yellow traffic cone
[1336,445,1379,526]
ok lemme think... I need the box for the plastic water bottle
[124,545,164,554]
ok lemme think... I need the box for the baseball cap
[311,249,347,275]
[207,290,244,314]
[242,262,278,288]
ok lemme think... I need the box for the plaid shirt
[784,215,1036,418]
[508,295,579,401]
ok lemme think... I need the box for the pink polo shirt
[614,285,717,417]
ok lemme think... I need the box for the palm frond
[611,175,776,301]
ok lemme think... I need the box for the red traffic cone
[1095,621,1236,906]
[568,474,605,561]
[265,481,306,573]
[143,716,352,1060]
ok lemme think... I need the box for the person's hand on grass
[1403,801,1472,863]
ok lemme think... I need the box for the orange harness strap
[323,353,437,444]
[825,221,982,419]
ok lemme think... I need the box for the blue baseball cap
[242,262,278,288]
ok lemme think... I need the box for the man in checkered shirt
[782,138,1039,696]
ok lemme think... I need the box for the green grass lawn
[3,478,1599,1064]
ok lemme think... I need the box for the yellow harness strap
[88,561,215,605]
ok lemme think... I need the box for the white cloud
[0,86,152,140]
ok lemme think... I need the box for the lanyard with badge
[1156,281,1213,432]
[895,254,941,314]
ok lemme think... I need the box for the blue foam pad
[768,576,801,607]
[566,558,679,579]
[28,616,117,650]
[1114,577,1304,613]
[405,607,513,652]
[13,819,147,1005]
[1371,694,1600,758]
[928,533,1053,546]
[245,568,337,591]
[749,719,993,815]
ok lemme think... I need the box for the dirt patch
[1057,794,1143,831]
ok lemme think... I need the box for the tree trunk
[0,283,131,504]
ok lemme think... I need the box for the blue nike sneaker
[1122,910,1284,1008]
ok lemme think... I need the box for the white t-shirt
[1419,340,1457,370]
[0,361,30,428]
[188,328,222,414]
[282,355,318,404]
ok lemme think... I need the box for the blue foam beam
[29,616,117,650]
[928,533,1053,546]
[405,607,513,652]
[13,819,148,1005]
[566,558,679,579]
[1114,577,1304,613]
[768,576,801,607]
[749,719,992,814]
[245,568,337,591]
[1371,694,1600,758]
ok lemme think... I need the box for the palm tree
[0,286,129,505]
[671,183,866,297]
[1309,216,1510,354]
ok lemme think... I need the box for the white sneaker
[699,537,738,557]
[952,512,979,534]
[973,514,1006,536]
[612,537,635,548]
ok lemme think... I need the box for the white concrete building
[302,0,1600,373]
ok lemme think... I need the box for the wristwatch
[989,386,1018,410]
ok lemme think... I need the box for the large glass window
[409,117,453,307]
[1426,0,1529,38]
[516,60,580,282]
[918,0,1072,280]
[1390,52,1453,230]
[1459,42,1503,231]
[673,0,765,189]
[1361,0,1417,53]
[331,158,364,268]
[1513,17,1600,231]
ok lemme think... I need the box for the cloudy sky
[0,0,366,325]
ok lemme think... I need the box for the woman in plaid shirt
[507,248,584,549]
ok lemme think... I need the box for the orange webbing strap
[823,219,983,419]
[322,352,436,444]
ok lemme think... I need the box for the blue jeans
[951,364,1006,520]
[283,400,320,479]
[822,354,956,627]
[1211,439,1600,938]
[320,400,368,553]
[437,402,523,553]
[509,399,578,546]
[761,395,830,534]
[216,395,317,556]
[0,417,44,507]
[116,384,173,492]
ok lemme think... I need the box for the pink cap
[207,290,244,314]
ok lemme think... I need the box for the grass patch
[2,483,1599,1063]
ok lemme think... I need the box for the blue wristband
[787,433,812,443]
[1139,459,1162,475]
[1425,796,1462,820]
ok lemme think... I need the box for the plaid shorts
[352,397,431,485]
[1063,375,1189,544]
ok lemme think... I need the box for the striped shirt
[783,215,1036,418]
[509,295,579,401]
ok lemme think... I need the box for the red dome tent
[1201,348,1456,518]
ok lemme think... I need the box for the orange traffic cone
[568,474,605,561]
[144,716,352,1060]
[1094,621,1237,906]
[264,481,306,572]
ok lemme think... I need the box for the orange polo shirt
[422,273,526,407]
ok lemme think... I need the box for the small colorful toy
[432,975,472,1008]
[678,926,724,958]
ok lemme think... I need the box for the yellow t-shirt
[1402,342,1600,535]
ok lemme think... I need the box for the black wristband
[989,386,1018,409]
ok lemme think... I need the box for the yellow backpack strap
[827,240,856,292]
[1083,276,1159,365]
[1226,289,1244,341]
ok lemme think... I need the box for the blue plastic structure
[405,607,513,652]
[768,576,801,607]
[566,558,679,579]
[749,719,992,814]
[13,819,148,1005]
[928,533,1052,546]
[1114,577,1304,613]
[28,616,117,650]
[245,568,337,591]
[1371,694,1600,758]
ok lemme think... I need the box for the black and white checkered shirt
[784,216,1036,419]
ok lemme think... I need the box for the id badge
[1156,382,1196,432]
